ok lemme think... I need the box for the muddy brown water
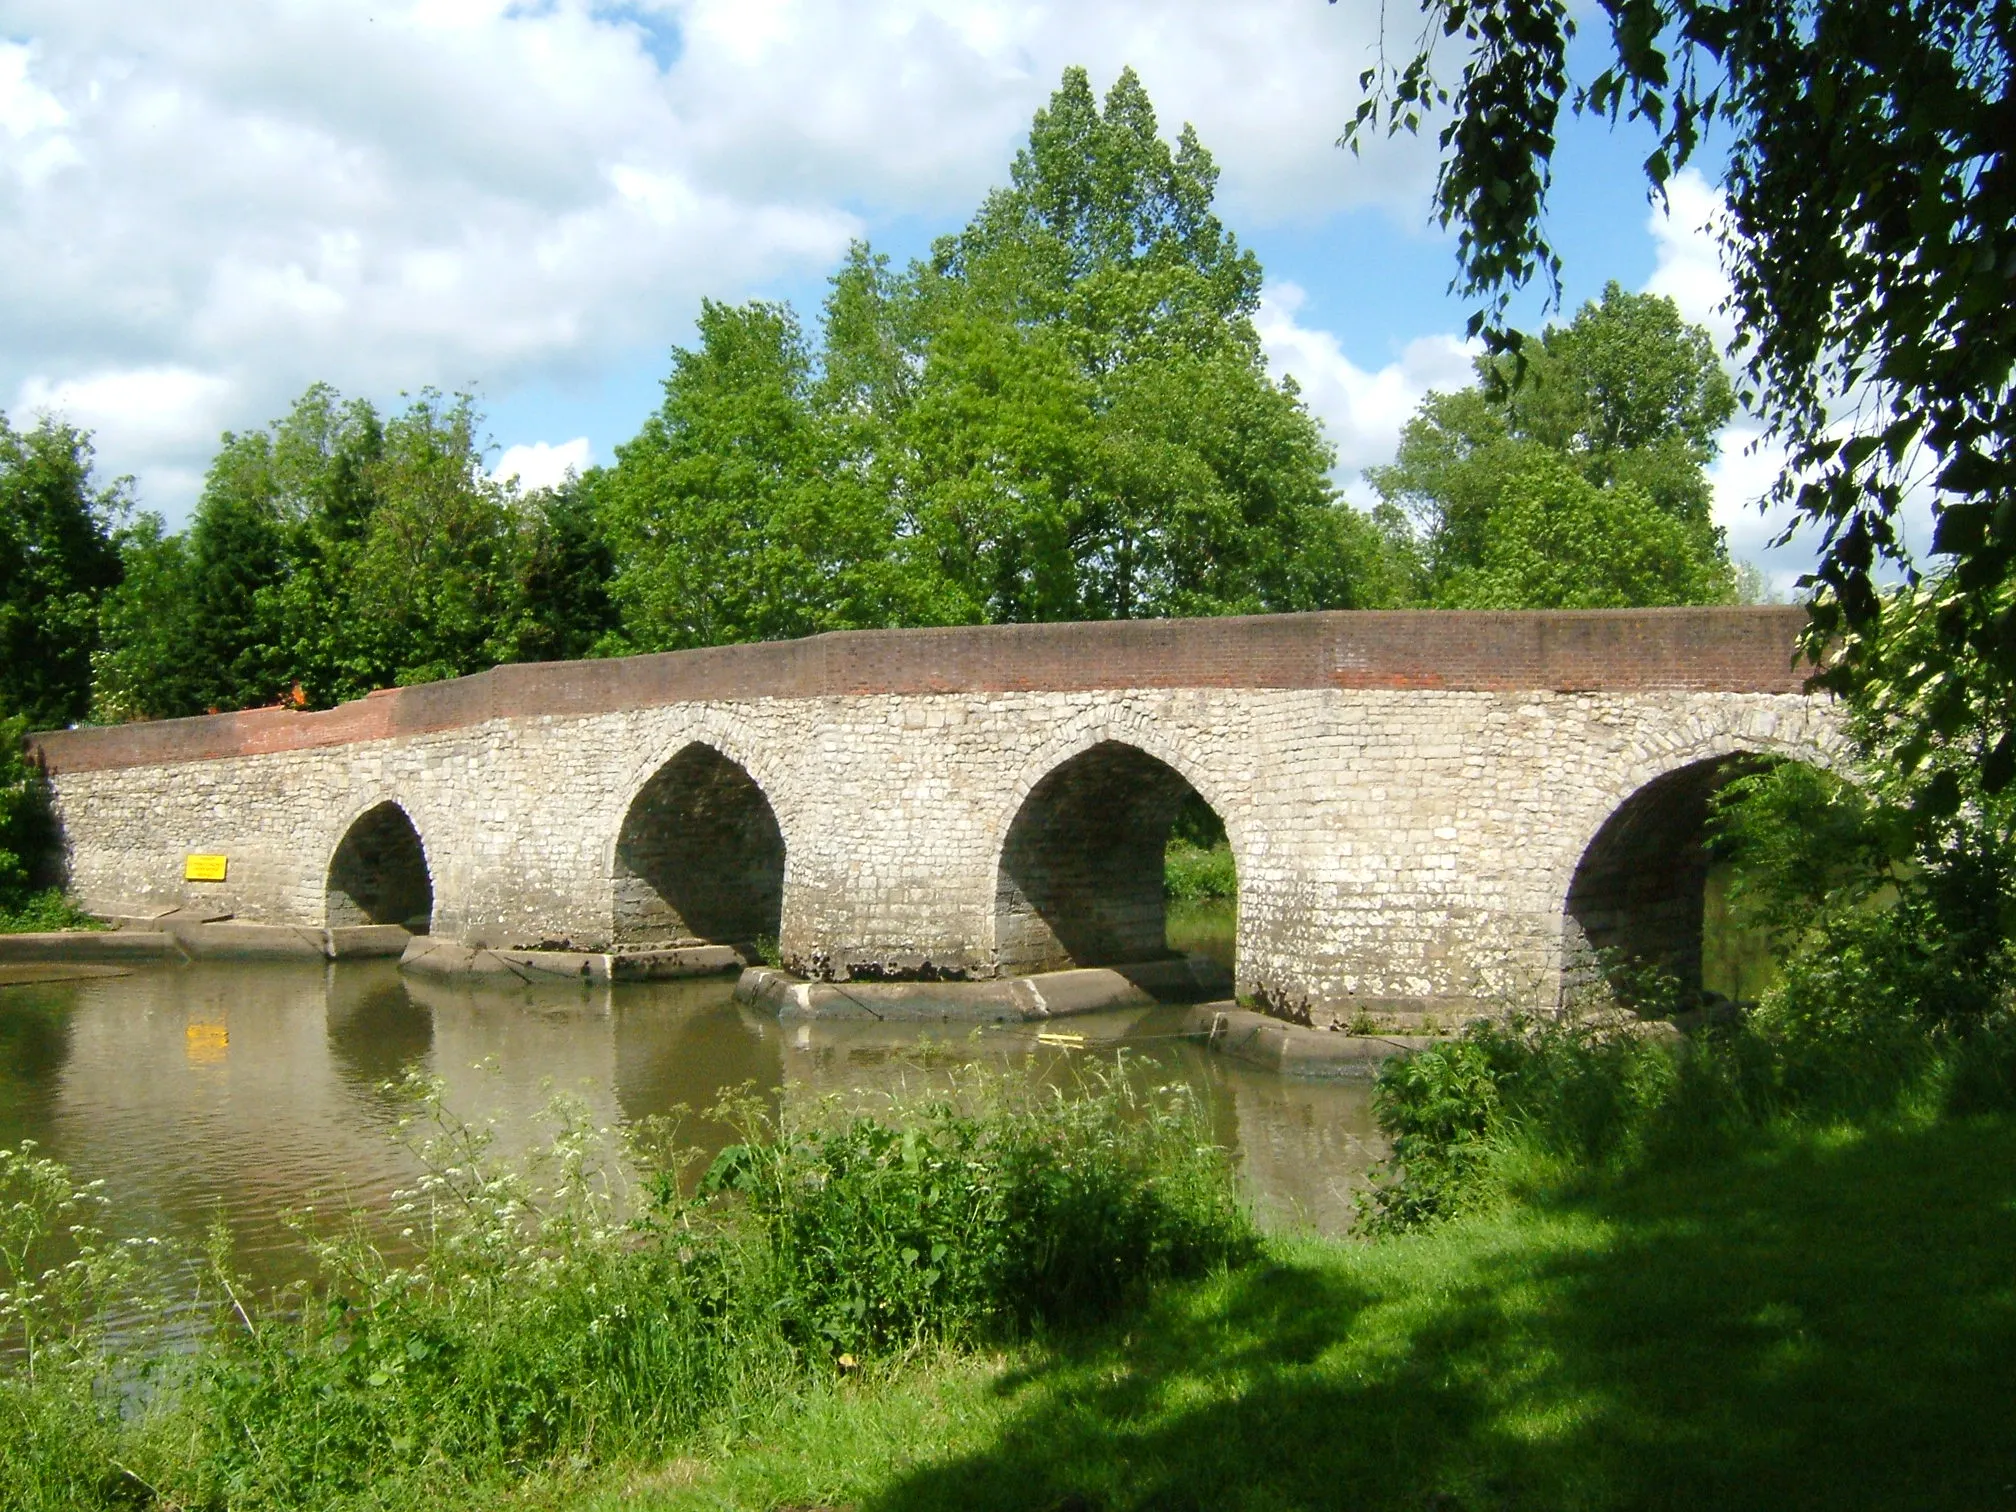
[0,959,1385,1315]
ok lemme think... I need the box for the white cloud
[12,367,238,499]
[1,0,1437,521]
[1646,168,1737,355]
[0,40,67,136]
[1257,282,1474,497]
[0,40,81,185]
[1703,421,1806,595]
[494,437,593,492]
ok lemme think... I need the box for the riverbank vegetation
[1163,792,1236,966]
[0,715,93,934]
[625,1108,2016,1512]
[0,1070,1252,1512]
[1161,792,1235,908]
[9,1011,2012,1512]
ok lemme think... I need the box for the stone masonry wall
[32,607,1846,1023]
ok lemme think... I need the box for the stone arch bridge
[27,608,1842,1025]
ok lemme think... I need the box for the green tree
[596,67,1410,650]
[341,391,529,690]
[0,714,49,908]
[0,415,123,728]
[508,478,622,663]
[1342,0,2014,799]
[178,433,293,711]
[90,513,191,722]
[257,385,391,705]
[1438,452,1734,608]
[94,385,549,716]
[873,66,1401,622]
[598,299,922,652]
[1370,284,1736,605]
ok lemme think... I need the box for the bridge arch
[990,723,1243,975]
[325,799,434,931]
[1555,719,1847,1010]
[610,739,786,949]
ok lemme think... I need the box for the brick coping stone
[27,606,1813,775]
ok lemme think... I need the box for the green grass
[0,888,103,933]
[623,1110,2016,1512]
[1165,897,1234,968]
[1163,840,1235,903]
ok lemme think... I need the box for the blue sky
[0,0,1811,586]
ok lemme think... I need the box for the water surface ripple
[0,962,1385,1304]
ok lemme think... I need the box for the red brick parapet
[27,605,1816,774]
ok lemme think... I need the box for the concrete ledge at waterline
[400,939,608,982]
[327,925,415,960]
[398,937,743,984]
[172,921,336,960]
[0,930,182,963]
[737,967,1028,1022]
[735,956,1235,1022]
[0,919,417,963]
[611,944,745,980]
[1194,1005,1432,1081]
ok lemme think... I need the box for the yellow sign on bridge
[184,854,228,882]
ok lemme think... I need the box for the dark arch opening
[996,741,1232,975]
[613,744,784,948]
[1563,754,1776,1009]
[326,803,433,931]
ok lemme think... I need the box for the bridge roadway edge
[22,608,1845,1024]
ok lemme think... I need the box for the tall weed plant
[709,1066,1255,1356]
[0,1142,159,1512]
[1362,993,2016,1234]
[0,1066,1253,1512]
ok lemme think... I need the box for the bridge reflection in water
[0,962,1384,1300]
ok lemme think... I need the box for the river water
[0,958,1384,1306]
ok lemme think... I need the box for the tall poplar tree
[844,66,1405,623]
[0,414,122,728]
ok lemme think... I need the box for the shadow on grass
[867,1115,2016,1512]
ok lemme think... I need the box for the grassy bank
[622,1005,2016,1509]
[0,1071,1251,1512]
[621,1106,2016,1511]
[9,1014,2015,1510]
